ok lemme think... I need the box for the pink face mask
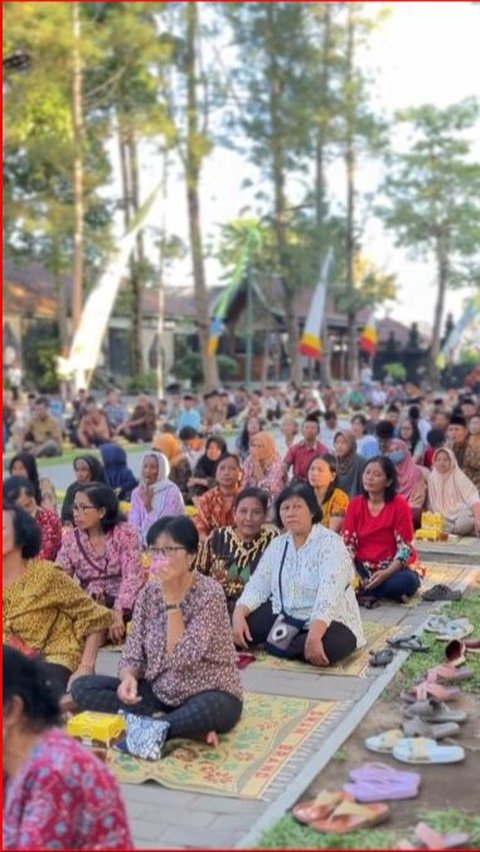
[150,554,170,578]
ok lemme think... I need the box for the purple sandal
[344,762,421,802]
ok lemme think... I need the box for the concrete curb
[236,648,409,849]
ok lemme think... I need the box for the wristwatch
[165,603,181,611]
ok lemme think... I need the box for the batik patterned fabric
[3,728,133,850]
[195,526,278,602]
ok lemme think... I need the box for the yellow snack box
[67,711,126,748]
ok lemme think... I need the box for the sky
[133,2,480,332]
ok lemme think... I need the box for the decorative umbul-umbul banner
[58,185,162,391]
[359,310,379,356]
[298,249,334,360]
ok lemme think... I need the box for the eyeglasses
[73,504,96,513]
[148,546,186,556]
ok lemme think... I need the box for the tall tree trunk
[72,1,84,334]
[128,129,145,375]
[345,7,358,382]
[265,4,301,385]
[156,150,170,397]
[314,3,333,385]
[429,228,449,386]
[185,2,218,391]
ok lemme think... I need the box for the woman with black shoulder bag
[232,482,365,668]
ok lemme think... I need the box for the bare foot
[205,730,219,748]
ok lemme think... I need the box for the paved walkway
[95,551,478,850]
[32,455,479,848]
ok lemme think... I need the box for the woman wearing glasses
[56,483,145,644]
[71,516,243,746]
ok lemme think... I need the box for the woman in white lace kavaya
[232,482,365,668]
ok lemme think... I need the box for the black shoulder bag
[264,541,307,658]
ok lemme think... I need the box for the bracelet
[165,603,181,611]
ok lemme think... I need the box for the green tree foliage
[378,98,480,383]
[4,3,113,350]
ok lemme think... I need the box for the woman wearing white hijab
[427,447,480,536]
[129,451,184,545]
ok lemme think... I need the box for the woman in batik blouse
[195,487,277,614]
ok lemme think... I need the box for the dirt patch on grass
[301,689,480,833]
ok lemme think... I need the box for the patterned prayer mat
[250,620,398,678]
[107,691,338,799]
[421,562,480,591]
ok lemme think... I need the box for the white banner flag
[58,184,162,389]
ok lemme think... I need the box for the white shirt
[238,525,365,646]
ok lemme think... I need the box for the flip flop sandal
[310,800,390,834]
[364,729,405,754]
[424,615,452,633]
[392,737,465,765]
[236,652,256,670]
[387,636,430,652]
[423,664,473,683]
[445,639,466,667]
[436,622,475,642]
[402,717,460,739]
[421,584,462,602]
[291,790,352,825]
[400,681,461,703]
[357,594,381,609]
[369,648,395,667]
[402,698,467,724]
[464,638,480,653]
[345,764,420,802]
[414,821,470,850]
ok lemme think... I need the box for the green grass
[387,594,480,698]
[255,810,480,849]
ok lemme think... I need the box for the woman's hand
[108,610,126,644]
[139,484,153,510]
[304,622,329,667]
[117,673,141,705]
[67,663,94,692]
[363,568,390,591]
[232,607,252,649]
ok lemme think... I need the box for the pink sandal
[401,681,462,703]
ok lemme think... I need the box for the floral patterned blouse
[3,728,133,850]
[238,525,365,646]
[242,459,287,505]
[119,573,243,706]
[56,522,144,613]
[3,559,113,671]
[35,508,62,561]
[195,526,278,604]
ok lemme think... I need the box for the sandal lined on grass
[345,762,420,802]
[421,584,462,602]
[402,716,460,739]
[364,729,405,754]
[291,790,352,825]
[309,799,390,834]
[400,681,461,703]
[387,635,429,652]
[396,821,470,850]
[403,698,467,724]
[392,736,465,765]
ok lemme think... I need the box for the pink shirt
[56,522,144,612]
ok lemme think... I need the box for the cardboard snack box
[67,711,126,749]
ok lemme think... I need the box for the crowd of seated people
[3,380,480,763]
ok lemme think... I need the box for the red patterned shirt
[3,728,132,850]
[36,508,62,562]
